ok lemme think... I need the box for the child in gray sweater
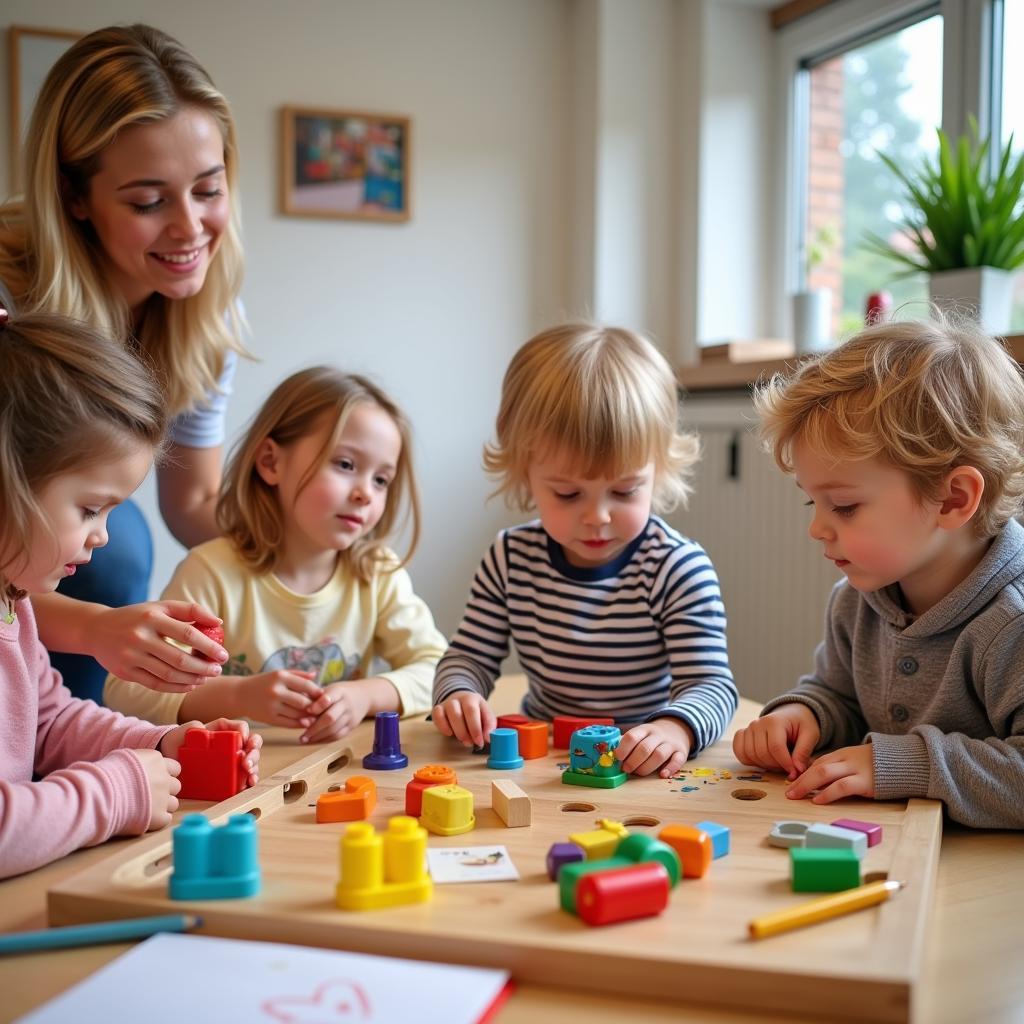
[733,313,1024,828]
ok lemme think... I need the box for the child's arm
[867,621,1024,828]
[364,562,448,717]
[431,539,512,744]
[647,543,738,756]
[297,563,448,743]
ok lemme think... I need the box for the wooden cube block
[491,779,531,827]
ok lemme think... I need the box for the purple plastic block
[362,711,409,770]
[546,841,585,881]
[831,818,882,847]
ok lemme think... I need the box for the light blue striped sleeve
[167,349,237,449]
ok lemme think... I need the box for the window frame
[772,0,1000,334]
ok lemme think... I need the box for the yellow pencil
[748,880,904,940]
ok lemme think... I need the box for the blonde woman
[0,24,246,701]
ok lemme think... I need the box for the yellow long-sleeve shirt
[104,538,446,725]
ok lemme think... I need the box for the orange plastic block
[512,721,549,759]
[316,775,377,823]
[404,764,457,817]
[658,824,712,879]
[552,715,615,749]
[177,728,245,802]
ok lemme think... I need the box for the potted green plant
[793,224,838,354]
[866,120,1024,332]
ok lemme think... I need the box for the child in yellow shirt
[106,368,446,741]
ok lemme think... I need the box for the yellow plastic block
[658,824,712,879]
[570,818,630,860]
[336,816,433,911]
[419,784,476,836]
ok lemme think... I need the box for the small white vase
[928,267,1013,334]
[792,288,832,355]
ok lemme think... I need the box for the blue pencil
[0,913,201,954]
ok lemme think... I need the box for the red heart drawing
[262,978,372,1022]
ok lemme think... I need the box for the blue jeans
[51,499,153,704]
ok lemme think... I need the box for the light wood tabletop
[1,679,1021,1024]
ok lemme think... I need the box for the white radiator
[668,403,841,705]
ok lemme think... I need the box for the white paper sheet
[16,932,510,1024]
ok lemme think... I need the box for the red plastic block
[317,775,377,823]
[552,715,615,749]
[496,714,532,729]
[191,623,225,661]
[177,728,245,802]
[405,764,457,817]
[576,862,670,926]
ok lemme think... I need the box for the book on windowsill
[700,338,795,363]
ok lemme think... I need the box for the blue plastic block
[486,728,524,770]
[695,819,730,859]
[169,814,261,900]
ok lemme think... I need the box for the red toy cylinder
[576,862,670,926]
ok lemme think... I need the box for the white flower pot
[928,267,1014,334]
[792,288,832,355]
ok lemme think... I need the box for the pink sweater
[0,598,173,879]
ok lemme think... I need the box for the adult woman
[0,24,246,701]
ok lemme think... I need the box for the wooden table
[2,681,1022,1024]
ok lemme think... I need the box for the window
[999,0,1024,329]
[801,13,943,336]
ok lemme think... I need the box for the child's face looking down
[528,449,655,568]
[265,403,401,558]
[793,440,951,601]
[18,443,153,594]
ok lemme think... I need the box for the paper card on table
[15,932,511,1024]
[426,845,519,883]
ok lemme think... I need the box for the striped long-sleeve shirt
[433,516,737,754]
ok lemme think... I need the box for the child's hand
[235,670,322,728]
[89,600,228,692]
[732,704,821,780]
[785,743,875,803]
[299,681,374,744]
[616,718,695,777]
[159,718,263,788]
[432,691,496,748]
[131,747,181,832]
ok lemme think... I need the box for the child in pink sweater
[0,312,261,879]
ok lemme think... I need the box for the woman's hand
[89,601,229,691]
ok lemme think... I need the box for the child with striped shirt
[432,323,737,777]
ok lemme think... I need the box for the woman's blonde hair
[0,23,245,418]
[0,313,166,603]
[483,323,700,511]
[218,368,420,582]
[754,312,1024,537]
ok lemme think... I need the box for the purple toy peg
[363,711,409,770]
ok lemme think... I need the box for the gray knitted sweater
[763,518,1024,829]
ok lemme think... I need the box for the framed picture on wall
[7,25,81,191]
[280,106,411,222]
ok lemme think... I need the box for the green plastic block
[559,856,631,912]
[561,768,628,789]
[790,847,861,892]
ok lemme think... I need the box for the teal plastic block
[170,814,261,900]
[789,846,860,892]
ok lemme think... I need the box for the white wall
[1,0,573,635]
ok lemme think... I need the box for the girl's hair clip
[0,308,8,326]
